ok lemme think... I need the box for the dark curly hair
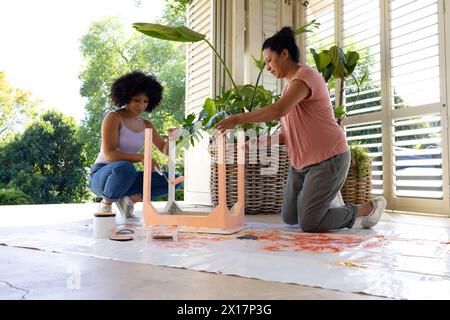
[262,26,300,63]
[110,70,163,113]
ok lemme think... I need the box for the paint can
[93,212,117,239]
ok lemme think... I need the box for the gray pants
[281,151,358,232]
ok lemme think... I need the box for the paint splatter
[148,229,388,254]
[336,261,368,268]
[239,230,387,253]
[135,226,449,256]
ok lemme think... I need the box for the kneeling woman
[214,27,386,232]
[88,70,180,220]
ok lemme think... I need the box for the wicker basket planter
[209,141,289,214]
[340,156,373,205]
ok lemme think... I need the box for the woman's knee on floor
[281,209,298,225]
[299,209,324,233]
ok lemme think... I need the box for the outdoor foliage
[0,111,90,204]
[0,188,32,205]
[78,5,186,173]
[153,188,184,201]
[0,71,39,139]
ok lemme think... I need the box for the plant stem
[339,76,345,108]
[204,38,240,96]
[249,66,265,112]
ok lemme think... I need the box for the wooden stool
[142,129,246,234]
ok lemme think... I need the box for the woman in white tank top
[88,70,179,220]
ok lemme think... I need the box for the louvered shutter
[303,0,448,213]
[390,0,443,200]
[184,0,214,204]
[262,0,279,91]
[341,0,384,195]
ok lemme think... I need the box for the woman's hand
[162,128,179,156]
[214,115,240,134]
[168,128,180,140]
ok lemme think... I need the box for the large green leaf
[205,110,229,129]
[334,105,346,120]
[329,46,348,78]
[198,98,217,126]
[323,65,334,83]
[310,48,332,77]
[310,48,321,71]
[239,85,254,100]
[317,52,331,70]
[345,51,359,74]
[132,23,205,42]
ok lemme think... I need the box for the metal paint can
[93,212,116,239]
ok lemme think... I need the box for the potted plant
[310,45,372,205]
[133,20,319,213]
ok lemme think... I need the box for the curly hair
[110,70,163,113]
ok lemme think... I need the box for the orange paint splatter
[148,228,388,254]
[243,230,387,254]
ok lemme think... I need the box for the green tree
[0,71,39,139]
[78,4,186,168]
[163,0,192,17]
[0,110,90,204]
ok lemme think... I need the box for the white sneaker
[361,196,386,228]
[116,196,136,220]
[98,201,112,213]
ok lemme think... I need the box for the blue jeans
[88,161,181,201]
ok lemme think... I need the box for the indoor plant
[133,20,319,213]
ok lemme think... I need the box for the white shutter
[303,0,448,214]
[342,0,382,116]
[262,0,279,91]
[304,0,336,64]
[389,0,444,200]
[390,0,440,109]
[304,0,336,105]
[393,115,443,199]
[340,0,383,195]
[184,0,214,204]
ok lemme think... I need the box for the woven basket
[341,156,373,205]
[209,141,289,214]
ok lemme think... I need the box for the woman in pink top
[215,27,386,232]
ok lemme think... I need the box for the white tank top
[94,112,145,164]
